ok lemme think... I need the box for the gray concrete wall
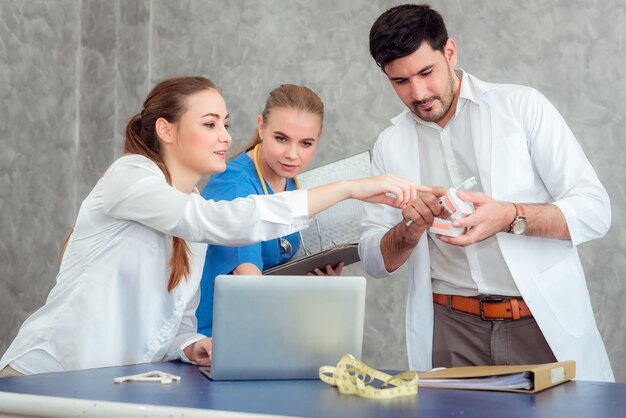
[1,0,624,380]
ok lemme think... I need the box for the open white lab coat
[359,73,614,382]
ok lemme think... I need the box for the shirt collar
[458,69,479,104]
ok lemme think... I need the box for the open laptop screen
[206,275,366,380]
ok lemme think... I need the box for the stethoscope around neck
[252,143,301,255]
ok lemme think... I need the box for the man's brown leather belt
[433,293,533,321]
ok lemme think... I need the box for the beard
[410,69,456,123]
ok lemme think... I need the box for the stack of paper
[417,361,576,393]
[419,371,534,391]
[296,151,372,252]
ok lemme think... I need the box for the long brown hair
[125,76,219,292]
[234,84,324,158]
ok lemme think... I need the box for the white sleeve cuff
[177,334,206,363]
[359,231,395,279]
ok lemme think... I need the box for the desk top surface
[1,361,625,418]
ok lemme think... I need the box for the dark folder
[264,243,360,276]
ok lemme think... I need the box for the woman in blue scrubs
[196,84,341,336]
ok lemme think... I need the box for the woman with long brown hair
[0,76,424,376]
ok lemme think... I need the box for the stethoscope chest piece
[278,237,292,254]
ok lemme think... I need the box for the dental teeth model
[428,177,477,237]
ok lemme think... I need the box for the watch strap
[509,203,526,233]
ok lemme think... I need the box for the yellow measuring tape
[319,354,419,400]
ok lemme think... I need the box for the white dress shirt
[411,70,520,297]
[1,154,309,374]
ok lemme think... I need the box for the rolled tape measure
[319,354,418,399]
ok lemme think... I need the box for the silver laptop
[201,275,366,380]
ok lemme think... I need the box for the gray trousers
[432,303,557,368]
[0,365,23,378]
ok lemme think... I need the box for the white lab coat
[359,73,614,382]
[0,154,310,373]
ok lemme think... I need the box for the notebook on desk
[200,275,366,381]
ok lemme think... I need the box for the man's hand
[381,186,447,273]
[437,191,515,247]
[402,187,448,242]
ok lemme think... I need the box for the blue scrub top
[196,151,300,336]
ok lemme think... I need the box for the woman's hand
[184,337,212,366]
[307,174,429,218]
[307,261,344,276]
[348,174,429,209]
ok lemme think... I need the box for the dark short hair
[369,4,448,71]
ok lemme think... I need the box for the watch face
[512,219,527,235]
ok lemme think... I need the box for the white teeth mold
[429,176,477,237]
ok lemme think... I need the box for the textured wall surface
[0,0,79,352]
[1,0,624,380]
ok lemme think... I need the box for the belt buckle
[479,297,505,321]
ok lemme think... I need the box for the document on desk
[264,151,372,276]
[417,361,576,393]
[419,372,534,391]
